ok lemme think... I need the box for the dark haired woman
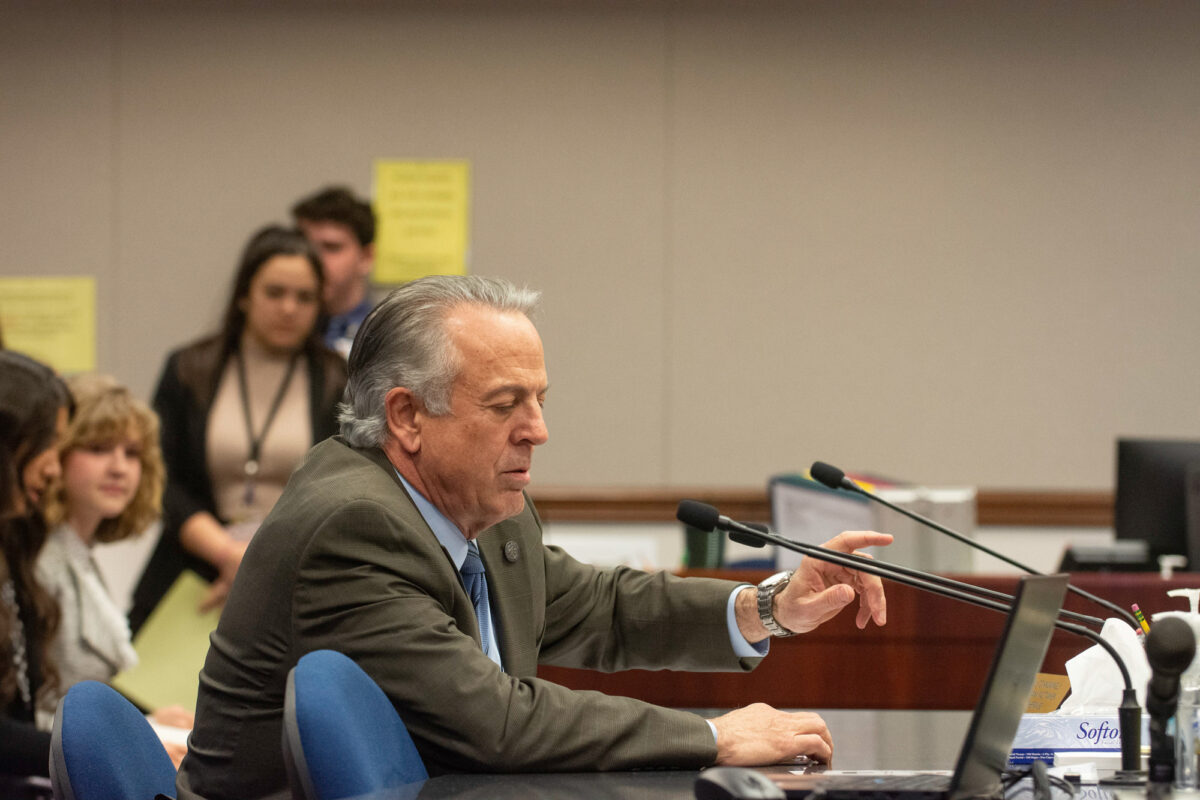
[0,350,69,789]
[129,226,347,632]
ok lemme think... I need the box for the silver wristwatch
[757,570,797,637]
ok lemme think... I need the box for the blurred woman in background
[0,351,69,789]
[35,375,189,766]
[130,225,347,632]
[36,377,160,714]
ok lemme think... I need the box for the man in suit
[176,275,892,800]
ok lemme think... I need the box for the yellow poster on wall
[0,276,96,373]
[372,160,470,284]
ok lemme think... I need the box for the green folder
[111,570,220,713]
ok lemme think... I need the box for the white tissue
[1058,618,1150,714]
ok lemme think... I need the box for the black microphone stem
[836,480,1140,631]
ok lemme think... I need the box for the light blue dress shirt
[397,472,504,669]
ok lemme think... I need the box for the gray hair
[338,275,541,447]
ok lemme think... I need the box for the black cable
[1001,764,1076,800]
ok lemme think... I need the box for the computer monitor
[1115,438,1200,569]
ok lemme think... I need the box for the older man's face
[414,304,549,538]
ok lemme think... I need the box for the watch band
[757,570,797,637]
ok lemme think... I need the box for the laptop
[766,573,1070,800]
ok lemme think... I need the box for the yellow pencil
[1132,603,1151,634]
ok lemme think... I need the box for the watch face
[763,570,791,590]
[758,570,796,637]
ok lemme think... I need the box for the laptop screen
[951,574,1069,800]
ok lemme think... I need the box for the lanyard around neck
[235,349,301,478]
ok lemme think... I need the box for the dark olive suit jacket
[177,437,760,800]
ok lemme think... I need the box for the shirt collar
[394,469,470,570]
[52,523,95,567]
[325,295,375,344]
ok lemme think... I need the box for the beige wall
[3,1,1198,490]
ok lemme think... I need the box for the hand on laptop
[779,530,892,633]
[711,704,833,766]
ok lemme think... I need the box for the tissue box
[1007,714,1148,766]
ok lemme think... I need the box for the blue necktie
[460,542,491,655]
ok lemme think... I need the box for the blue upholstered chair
[49,680,177,800]
[282,650,428,800]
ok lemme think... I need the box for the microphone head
[677,500,720,533]
[810,461,847,490]
[1145,616,1197,676]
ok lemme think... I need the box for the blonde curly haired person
[36,375,189,766]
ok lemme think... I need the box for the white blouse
[34,524,138,728]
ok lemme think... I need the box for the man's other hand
[711,704,832,765]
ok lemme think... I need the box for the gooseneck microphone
[677,499,1144,778]
[808,461,1141,631]
[677,500,1104,629]
[1145,617,1198,784]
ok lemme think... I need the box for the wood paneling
[530,487,1113,527]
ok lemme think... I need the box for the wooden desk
[537,571,1200,710]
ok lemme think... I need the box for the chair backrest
[49,681,177,800]
[282,650,428,800]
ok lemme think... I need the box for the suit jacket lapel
[478,515,538,677]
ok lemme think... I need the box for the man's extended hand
[711,703,832,765]
[736,530,892,642]
[779,529,891,633]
